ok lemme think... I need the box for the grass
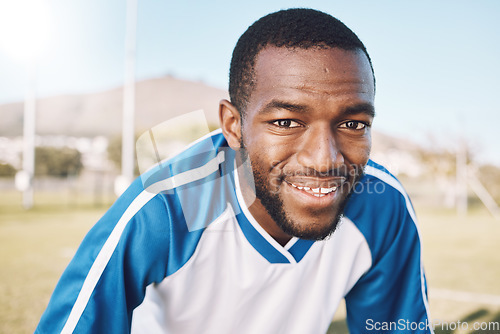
[420,207,500,296]
[0,191,109,333]
[1,190,500,333]
[418,206,500,333]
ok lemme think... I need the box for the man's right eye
[272,119,301,128]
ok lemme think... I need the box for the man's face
[236,46,374,243]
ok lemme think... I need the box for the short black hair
[229,8,374,115]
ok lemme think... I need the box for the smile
[287,182,339,197]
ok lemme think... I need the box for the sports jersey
[36,129,432,334]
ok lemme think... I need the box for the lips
[288,183,337,197]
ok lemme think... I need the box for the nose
[296,125,344,174]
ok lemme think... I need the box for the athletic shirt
[36,129,433,334]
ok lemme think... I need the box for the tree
[35,146,83,177]
[0,162,16,177]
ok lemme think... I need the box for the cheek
[339,136,372,165]
[249,148,287,177]
[245,134,295,168]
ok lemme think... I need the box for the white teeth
[316,187,337,194]
[290,183,337,196]
[320,186,338,193]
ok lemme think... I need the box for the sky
[0,0,499,165]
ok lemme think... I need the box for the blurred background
[0,0,499,333]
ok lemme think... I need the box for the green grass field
[1,190,499,333]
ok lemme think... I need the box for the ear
[219,99,242,150]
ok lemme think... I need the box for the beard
[252,166,349,240]
[239,140,359,241]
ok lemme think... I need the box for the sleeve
[35,179,171,334]
[343,173,432,334]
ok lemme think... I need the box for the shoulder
[84,130,234,276]
[117,130,236,276]
[343,160,420,262]
[344,160,415,221]
[343,161,431,328]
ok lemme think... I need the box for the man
[36,8,432,334]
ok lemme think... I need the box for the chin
[278,208,346,241]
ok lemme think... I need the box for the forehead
[251,46,374,100]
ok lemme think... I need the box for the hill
[0,76,228,138]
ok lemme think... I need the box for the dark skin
[220,46,375,246]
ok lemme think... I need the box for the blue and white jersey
[36,130,432,334]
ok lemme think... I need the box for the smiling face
[220,46,375,245]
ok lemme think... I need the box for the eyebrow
[259,100,376,118]
[343,103,376,118]
[259,100,309,114]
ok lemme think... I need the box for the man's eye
[340,121,367,130]
[273,120,301,128]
